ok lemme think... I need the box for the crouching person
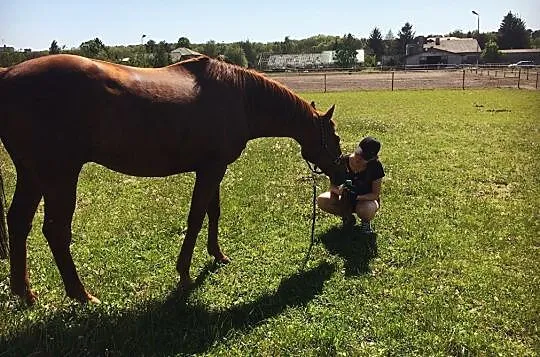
[317,136,385,234]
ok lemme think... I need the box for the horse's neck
[246,98,310,144]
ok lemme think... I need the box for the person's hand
[330,185,341,197]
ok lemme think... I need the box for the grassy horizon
[0,88,539,356]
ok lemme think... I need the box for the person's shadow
[318,225,378,276]
[2,262,335,356]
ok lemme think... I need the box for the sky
[1,0,539,51]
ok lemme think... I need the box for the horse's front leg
[176,165,227,288]
[206,187,230,264]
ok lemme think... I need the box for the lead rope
[301,161,323,270]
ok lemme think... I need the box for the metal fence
[266,67,540,92]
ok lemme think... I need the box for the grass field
[0,89,538,356]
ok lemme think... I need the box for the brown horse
[0,54,345,304]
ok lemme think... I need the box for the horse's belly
[90,136,204,177]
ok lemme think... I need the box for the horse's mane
[180,56,316,123]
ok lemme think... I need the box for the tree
[397,22,415,56]
[446,30,467,38]
[334,34,358,68]
[79,38,108,60]
[364,55,377,67]
[239,40,257,68]
[498,12,529,49]
[49,40,61,55]
[368,27,384,60]
[200,40,218,57]
[481,40,502,62]
[282,36,295,54]
[176,37,191,49]
[223,44,248,67]
[531,30,540,48]
[145,40,156,53]
[151,41,171,67]
[384,30,398,56]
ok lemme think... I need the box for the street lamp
[472,11,480,67]
[141,34,146,45]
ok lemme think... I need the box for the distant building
[263,50,365,71]
[499,49,540,64]
[0,45,15,52]
[170,47,202,63]
[405,37,480,66]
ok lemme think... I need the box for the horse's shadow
[318,225,378,276]
[3,261,335,356]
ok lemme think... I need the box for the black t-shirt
[346,157,385,195]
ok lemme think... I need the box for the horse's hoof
[178,277,194,292]
[214,255,231,265]
[67,289,100,304]
[87,294,101,304]
[12,286,37,305]
[25,290,38,305]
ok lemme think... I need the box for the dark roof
[424,37,479,54]
[170,47,201,56]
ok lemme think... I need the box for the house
[170,47,202,63]
[405,37,480,66]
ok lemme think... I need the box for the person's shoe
[342,214,356,227]
[359,220,374,234]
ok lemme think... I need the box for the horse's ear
[324,104,336,120]
[310,101,316,109]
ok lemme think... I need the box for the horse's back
[0,55,246,177]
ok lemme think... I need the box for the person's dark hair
[355,136,381,161]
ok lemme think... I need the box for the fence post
[536,72,539,89]
[526,69,529,80]
[518,68,521,89]
[392,72,394,91]
[462,70,465,90]
[324,73,327,93]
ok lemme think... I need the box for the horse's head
[302,103,347,186]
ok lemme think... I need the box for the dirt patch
[266,70,539,92]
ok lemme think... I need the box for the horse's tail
[0,68,9,259]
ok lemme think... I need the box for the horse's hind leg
[206,187,230,264]
[41,169,99,303]
[176,165,227,287]
[8,167,42,304]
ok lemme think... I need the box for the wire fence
[266,67,540,92]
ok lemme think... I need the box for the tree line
[1,11,537,68]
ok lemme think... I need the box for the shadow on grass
[318,225,377,276]
[2,262,335,356]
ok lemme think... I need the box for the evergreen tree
[498,12,529,49]
[397,22,415,56]
[368,27,384,60]
[384,30,398,56]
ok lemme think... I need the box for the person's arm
[356,178,382,201]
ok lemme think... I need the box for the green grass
[0,89,539,356]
